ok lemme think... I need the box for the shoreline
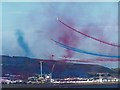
[2,82,119,88]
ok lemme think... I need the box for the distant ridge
[1,55,116,79]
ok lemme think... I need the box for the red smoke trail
[48,18,80,58]
[35,58,119,64]
[58,26,79,58]
[57,18,120,48]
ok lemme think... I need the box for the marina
[1,61,120,88]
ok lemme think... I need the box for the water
[2,83,119,88]
[61,84,119,88]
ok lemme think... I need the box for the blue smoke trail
[16,30,33,56]
[52,39,120,58]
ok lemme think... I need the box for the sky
[1,0,119,2]
[1,2,119,68]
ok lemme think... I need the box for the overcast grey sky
[2,2,119,68]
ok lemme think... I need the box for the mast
[40,61,43,77]
[51,64,55,78]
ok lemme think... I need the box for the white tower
[40,61,43,77]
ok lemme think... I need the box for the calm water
[62,84,119,88]
[2,84,120,88]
